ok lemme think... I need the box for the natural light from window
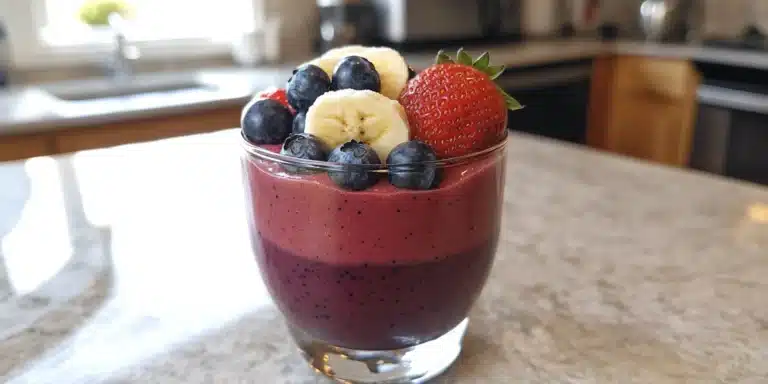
[42,0,256,46]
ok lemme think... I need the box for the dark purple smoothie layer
[256,236,497,350]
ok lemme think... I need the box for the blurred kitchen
[1,2,768,382]
[0,0,766,185]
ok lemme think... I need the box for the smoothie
[239,45,519,382]
[243,149,505,350]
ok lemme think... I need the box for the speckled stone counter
[1,129,767,383]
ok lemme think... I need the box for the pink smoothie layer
[243,146,506,266]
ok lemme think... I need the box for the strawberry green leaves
[456,48,473,66]
[435,50,452,65]
[433,48,523,111]
[473,52,490,68]
[498,86,523,111]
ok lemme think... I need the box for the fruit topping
[327,140,381,191]
[332,56,381,93]
[254,87,293,113]
[386,141,442,190]
[308,45,367,75]
[304,89,409,162]
[306,46,409,100]
[292,110,307,134]
[399,49,522,158]
[241,98,293,145]
[363,47,410,100]
[287,64,331,112]
[280,133,329,174]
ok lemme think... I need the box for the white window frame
[5,0,266,70]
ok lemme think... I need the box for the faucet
[106,12,140,80]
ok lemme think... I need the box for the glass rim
[240,130,508,173]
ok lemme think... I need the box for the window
[41,0,257,47]
[1,0,266,68]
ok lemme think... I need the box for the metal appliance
[638,0,696,42]
[691,61,768,186]
[370,0,522,45]
[317,0,379,53]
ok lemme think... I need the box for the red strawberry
[399,49,522,158]
[256,87,294,114]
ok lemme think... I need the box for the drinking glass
[241,132,507,383]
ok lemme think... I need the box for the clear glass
[241,133,508,383]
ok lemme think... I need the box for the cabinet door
[587,56,700,167]
[610,96,690,164]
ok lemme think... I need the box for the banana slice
[361,47,410,100]
[305,89,410,161]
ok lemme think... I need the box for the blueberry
[408,66,417,79]
[287,64,331,111]
[332,56,381,92]
[280,133,329,174]
[327,141,381,191]
[386,141,442,190]
[292,110,307,134]
[241,98,293,145]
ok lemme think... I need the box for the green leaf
[485,65,506,80]
[473,52,490,69]
[456,48,473,66]
[497,85,524,111]
[435,49,453,65]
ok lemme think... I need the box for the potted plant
[78,0,133,27]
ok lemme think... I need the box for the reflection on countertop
[0,129,767,383]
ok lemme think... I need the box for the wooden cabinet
[0,134,55,162]
[587,55,700,167]
[55,105,241,154]
[0,105,241,162]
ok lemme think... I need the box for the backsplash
[601,0,768,39]
[8,0,768,86]
[702,0,768,37]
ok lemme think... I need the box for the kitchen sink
[41,75,219,103]
[50,82,214,102]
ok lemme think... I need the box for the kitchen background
[3,0,768,81]
[0,0,767,185]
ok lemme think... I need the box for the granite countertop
[1,129,767,383]
[3,39,768,137]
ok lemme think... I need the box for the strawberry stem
[433,48,524,111]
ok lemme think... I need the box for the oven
[690,62,768,186]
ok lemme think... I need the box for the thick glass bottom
[290,318,469,384]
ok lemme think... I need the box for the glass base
[290,318,469,384]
